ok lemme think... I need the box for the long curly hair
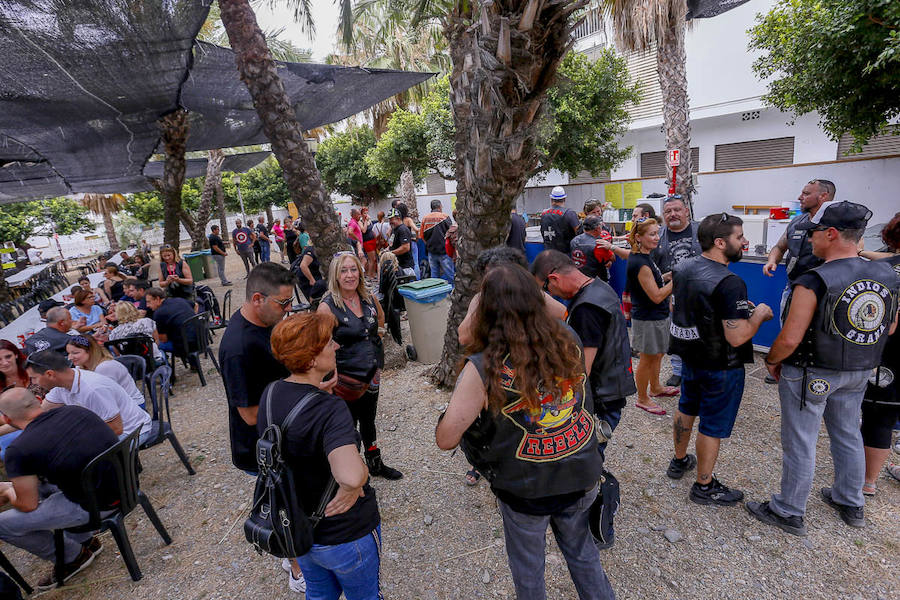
[628,217,659,251]
[0,340,28,389]
[468,264,583,414]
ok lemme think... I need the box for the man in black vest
[569,216,615,282]
[666,214,773,506]
[651,195,702,388]
[532,250,637,458]
[747,201,899,535]
[540,186,579,253]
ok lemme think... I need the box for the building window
[640,147,700,178]
[714,137,794,171]
[836,126,900,160]
[569,169,610,184]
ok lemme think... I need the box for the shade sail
[142,150,271,180]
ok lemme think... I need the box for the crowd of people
[0,185,898,599]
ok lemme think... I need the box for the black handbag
[244,385,338,558]
[589,469,620,550]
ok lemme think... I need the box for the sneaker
[689,477,744,506]
[281,558,306,594]
[36,545,97,590]
[222,281,233,286]
[665,374,681,387]
[744,501,807,536]
[764,375,777,384]
[820,488,865,528]
[666,454,697,480]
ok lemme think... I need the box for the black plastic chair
[53,429,171,585]
[114,355,147,400]
[0,548,31,596]
[210,289,232,331]
[140,365,195,475]
[106,335,159,395]
[167,312,221,387]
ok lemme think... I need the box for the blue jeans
[158,340,174,353]
[297,526,383,600]
[428,253,455,284]
[670,354,682,377]
[259,241,271,262]
[596,406,622,461]
[0,487,93,562]
[498,487,615,600]
[410,243,420,280]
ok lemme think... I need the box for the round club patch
[868,367,895,389]
[808,378,830,396]
[833,279,889,345]
[234,230,249,245]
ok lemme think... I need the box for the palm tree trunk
[430,0,587,387]
[657,18,693,205]
[217,0,346,267]
[158,110,189,249]
[399,167,417,215]
[102,210,120,252]
[185,149,225,251]
[265,205,274,224]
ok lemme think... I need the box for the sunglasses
[542,268,558,292]
[263,294,293,309]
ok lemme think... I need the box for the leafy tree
[365,110,430,184]
[123,193,164,226]
[421,76,456,178]
[749,0,900,151]
[233,158,291,215]
[0,198,94,248]
[316,125,396,205]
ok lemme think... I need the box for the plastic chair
[106,336,159,394]
[114,355,147,399]
[140,365,195,475]
[52,429,171,584]
[0,548,31,596]
[210,289,231,331]
[167,312,221,387]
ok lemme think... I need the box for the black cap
[38,299,64,315]
[795,201,872,231]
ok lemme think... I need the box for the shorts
[860,400,900,449]
[631,318,670,355]
[678,363,745,439]
[363,239,377,253]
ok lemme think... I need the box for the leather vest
[459,351,602,499]
[566,280,637,404]
[865,255,900,405]
[323,295,384,382]
[670,256,751,370]
[651,221,701,272]
[569,233,609,281]
[787,257,899,371]
[540,206,576,253]
[784,213,824,280]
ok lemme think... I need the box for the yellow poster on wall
[287,203,299,221]
[604,183,623,209]
[623,181,643,208]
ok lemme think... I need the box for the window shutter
[569,169,610,184]
[714,137,794,171]
[624,46,663,121]
[836,127,900,159]
[640,147,700,177]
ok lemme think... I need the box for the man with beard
[651,196,702,388]
[665,214,773,506]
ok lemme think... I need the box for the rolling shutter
[836,127,900,159]
[714,137,794,171]
[640,147,700,177]
[569,169,610,184]
[624,46,663,121]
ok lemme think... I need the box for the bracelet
[764,357,778,366]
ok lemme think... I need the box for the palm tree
[80,193,127,252]
[604,0,693,200]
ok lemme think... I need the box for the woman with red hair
[0,340,33,458]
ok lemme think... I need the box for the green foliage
[0,198,94,247]
[123,193,164,226]
[232,158,291,215]
[750,0,900,151]
[538,50,640,177]
[365,109,429,183]
[114,213,145,247]
[421,75,456,178]
[316,125,396,204]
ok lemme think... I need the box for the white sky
[252,2,343,62]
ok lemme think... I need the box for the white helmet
[550,186,566,201]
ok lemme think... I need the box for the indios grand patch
[832,279,891,345]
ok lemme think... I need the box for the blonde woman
[109,301,165,364]
[626,218,677,415]
[158,245,194,300]
[317,253,401,479]
[66,334,147,412]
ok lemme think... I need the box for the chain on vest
[566,280,637,404]
[669,256,747,370]
[540,207,576,253]
[789,257,899,371]
[865,256,900,405]
[785,213,824,280]
[460,353,602,499]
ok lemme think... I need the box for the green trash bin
[183,251,209,280]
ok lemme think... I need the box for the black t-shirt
[257,381,380,545]
[627,253,669,320]
[219,310,289,471]
[298,246,323,295]
[284,229,299,263]
[5,405,119,507]
[256,223,270,242]
[506,213,526,252]
[153,297,196,353]
[390,224,414,269]
[710,274,754,363]
[792,271,827,303]
[362,221,375,242]
[665,227,697,270]
[208,234,226,255]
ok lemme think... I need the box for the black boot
[365,448,403,480]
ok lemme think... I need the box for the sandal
[465,469,481,486]
[636,403,666,416]
[651,387,680,398]
[862,482,877,496]
[887,463,900,483]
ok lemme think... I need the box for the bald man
[24,306,76,356]
[0,387,117,589]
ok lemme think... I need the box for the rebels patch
[498,357,594,463]
[833,279,891,345]
[808,378,830,395]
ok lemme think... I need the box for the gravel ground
[6,255,899,599]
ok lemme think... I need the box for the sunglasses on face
[542,268,557,292]
[263,294,293,308]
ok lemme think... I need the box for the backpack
[195,285,221,322]
[589,469,620,550]
[244,385,337,558]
